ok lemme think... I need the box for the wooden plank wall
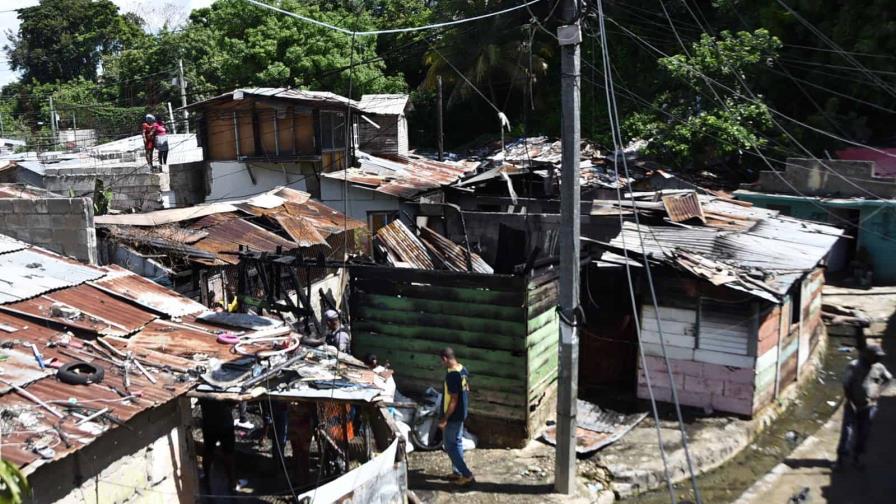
[350,267,530,422]
[526,274,559,413]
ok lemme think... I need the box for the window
[368,211,396,234]
[698,299,752,355]
[320,111,346,150]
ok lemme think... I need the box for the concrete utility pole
[555,0,582,495]
[49,96,57,147]
[167,102,177,134]
[437,76,444,161]
[178,59,189,134]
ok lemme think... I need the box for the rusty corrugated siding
[375,220,433,269]
[192,218,298,264]
[662,192,705,223]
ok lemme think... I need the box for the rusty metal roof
[324,152,471,199]
[0,284,158,337]
[375,220,434,269]
[0,248,105,304]
[662,192,705,223]
[191,217,298,265]
[419,226,493,274]
[90,265,207,318]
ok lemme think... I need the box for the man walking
[438,347,474,485]
[835,343,892,470]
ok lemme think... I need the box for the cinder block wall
[43,166,167,212]
[0,197,97,263]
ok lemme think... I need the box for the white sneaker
[234,419,255,430]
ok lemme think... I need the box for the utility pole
[0,113,5,137]
[437,76,444,161]
[49,96,57,148]
[167,102,177,134]
[555,0,581,495]
[178,59,189,134]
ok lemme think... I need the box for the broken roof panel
[358,94,409,116]
[324,152,471,199]
[90,265,207,318]
[94,202,239,226]
[662,192,705,223]
[184,87,357,110]
[0,248,105,304]
[0,284,157,336]
[191,217,297,265]
[375,220,434,269]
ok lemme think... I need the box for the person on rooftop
[152,118,169,171]
[142,114,156,169]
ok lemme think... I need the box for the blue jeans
[443,420,472,478]
[837,403,877,461]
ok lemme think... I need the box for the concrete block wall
[637,355,755,416]
[756,158,896,198]
[42,165,169,212]
[0,196,97,263]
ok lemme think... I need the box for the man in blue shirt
[438,347,474,485]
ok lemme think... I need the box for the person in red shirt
[153,119,169,168]
[142,114,156,169]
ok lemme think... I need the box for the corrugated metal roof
[94,202,239,226]
[605,191,844,302]
[90,265,207,318]
[662,192,705,223]
[358,94,409,116]
[0,248,105,304]
[419,226,493,274]
[191,217,298,265]
[0,284,157,336]
[323,152,471,199]
[0,233,28,255]
[0,184,59,199]
[375,220,434,269]
[184,87,357,110]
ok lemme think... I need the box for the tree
[4,0,143,83]
[624,29,781,170]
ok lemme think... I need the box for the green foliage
[0,459,30,504]
[4,0,143,83]
[624,30,781,169]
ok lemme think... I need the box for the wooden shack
[350,266,558,447]
[357,94,410,156]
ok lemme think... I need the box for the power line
[244,0,544,36]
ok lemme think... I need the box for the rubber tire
[57,361,105,385]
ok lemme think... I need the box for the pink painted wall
[836,147,896,178]
[637,355,754,416]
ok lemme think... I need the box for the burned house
[94,187,367,312]
[593,191,843,415]
[0,233,406,502]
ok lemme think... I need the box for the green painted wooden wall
[350,266,558,425]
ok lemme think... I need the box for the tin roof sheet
[90,265,207,318]
[323,152,471,199]
[191,217,298,265]
[0,284,157,336]
[0,249,105,304]
[358,94,409,116]
[184,87,358,110]
[0,233,28,255]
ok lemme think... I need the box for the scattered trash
[50,303,81,319]
[838,346,853,353]
[541,399,647,454]
[788,486,811,503]
[785,431,800,444]
[827,401,837,407]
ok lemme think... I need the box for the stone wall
[0,196,97,263]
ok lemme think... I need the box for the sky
[0,0,216,87]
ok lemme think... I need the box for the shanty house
[597,191,843,416]
[357,94,411,156]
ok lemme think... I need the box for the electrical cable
[596,3,704,502]
[244,0,544,37]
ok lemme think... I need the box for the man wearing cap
[836,343,892,470]
[324,309,351,354]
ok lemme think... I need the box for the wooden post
[175,396,200,502]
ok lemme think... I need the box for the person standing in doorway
[438,347,474,485]
[836,344,892,470]
[142,114,156,169]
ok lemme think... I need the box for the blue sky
[0,0,215,87]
